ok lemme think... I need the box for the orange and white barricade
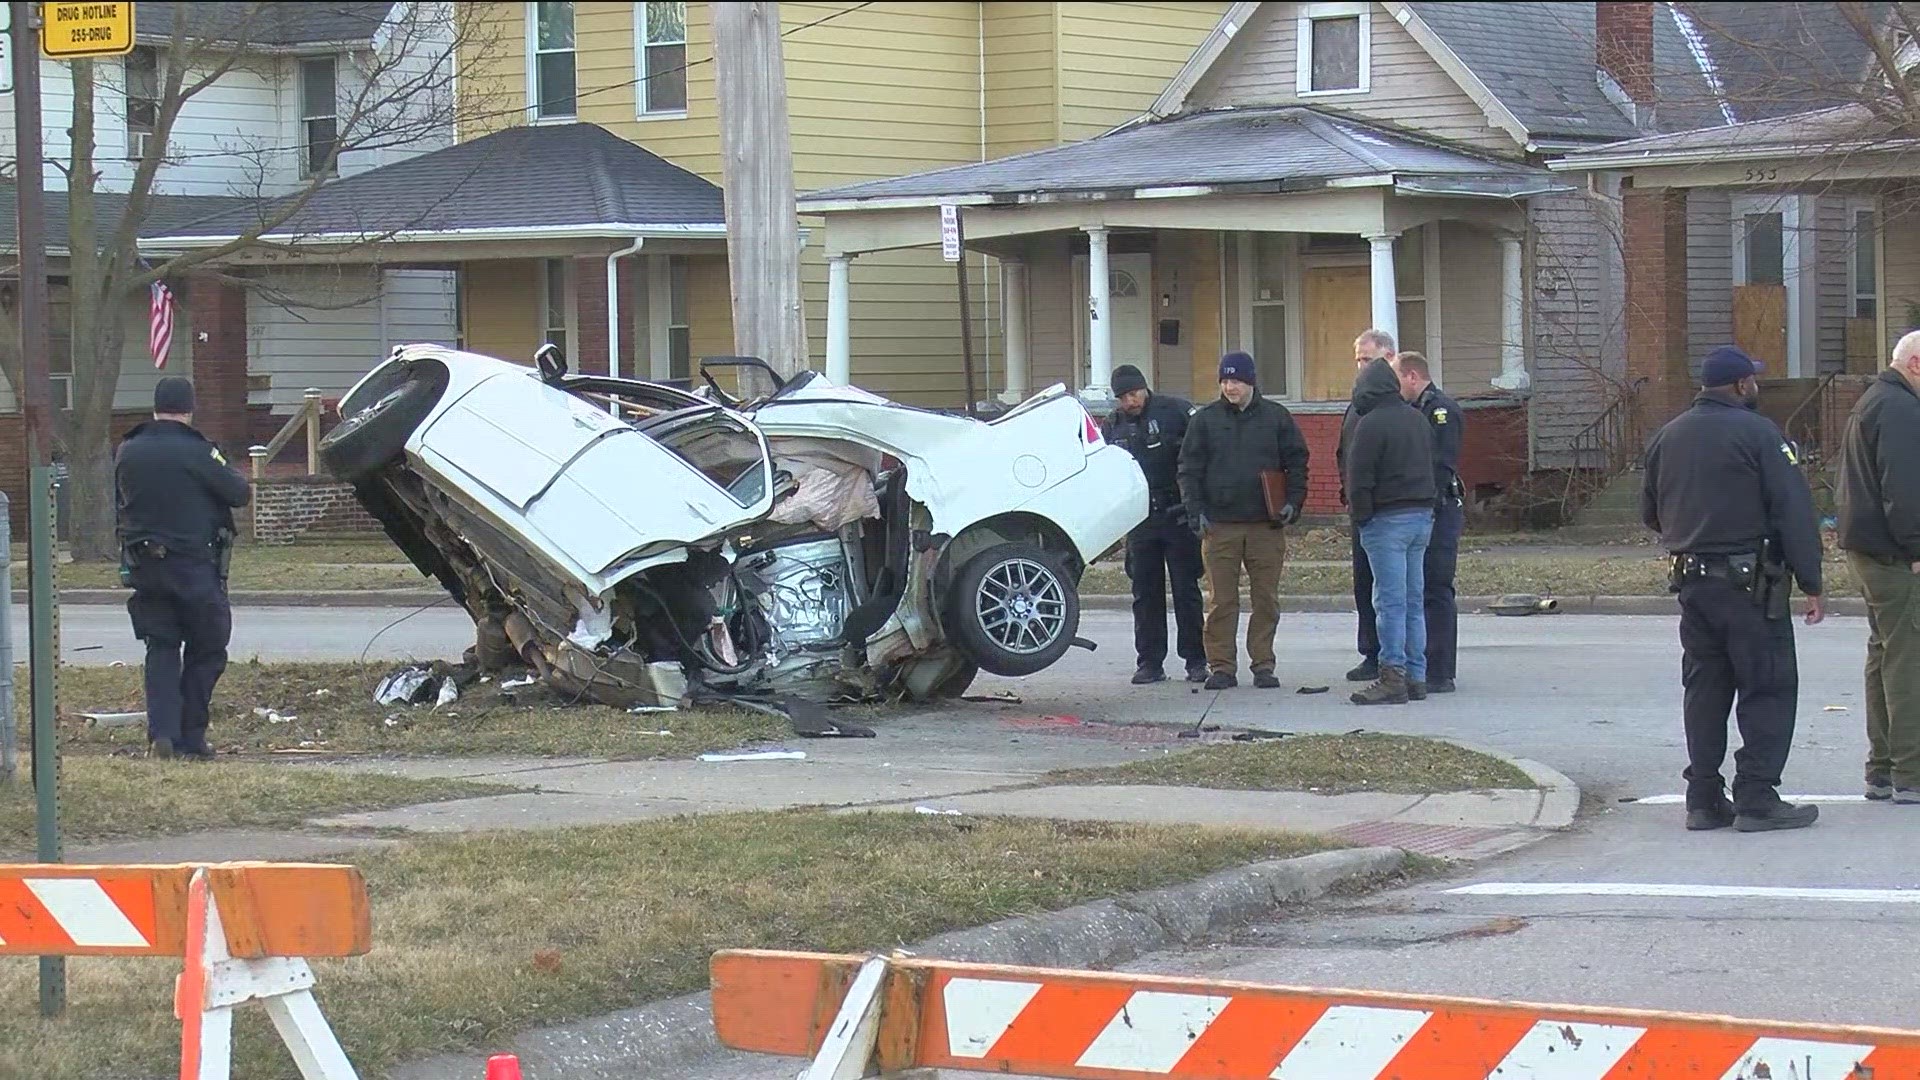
[0,861,371,1080]
[712,950,1920,1079]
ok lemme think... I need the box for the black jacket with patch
[1178,393,1310,524]
[1415,382,1464,503]
[1838,368,1920,563]
[1343,359,1437,525]
[1104,391,1194,518]
[115,420,252,561]
[1640,390,1823,595]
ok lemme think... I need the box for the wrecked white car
[321,345,1146,710]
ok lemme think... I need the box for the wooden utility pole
[712,1,807,391]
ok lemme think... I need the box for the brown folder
[1260,470,1288,521]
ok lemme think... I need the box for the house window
[531,1,577,119]
[1851,207,1878,320]
[543,258,569,356]
[1394,228,1427,356]
[1249,233,1290,395]
[1741,212,1785,286]
[1297,3,1370,96]
[637,2,688,115]
[300,56,339,178]
[125,46,158,160]
[669,256,690,381]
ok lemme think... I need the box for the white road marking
[1448,882,1920,903]
[1632,795,1867,805]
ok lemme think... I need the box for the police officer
[116,377,250,760]
[1642,347,1825,833]
[1104,364,1207,685]
[1394,352,1463,694]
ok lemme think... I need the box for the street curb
[386,846,1406,1080]
[1431,738,1581,830]
[1079,593,1868,617]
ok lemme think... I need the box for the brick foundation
[251,475,381,544]
[1292,400,1529,517]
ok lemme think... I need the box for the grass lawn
[1048,733,1537,795]
[0,812,1339,1080]
[0,756,506,846]
[33,539,424,592]
[47,662,789,759]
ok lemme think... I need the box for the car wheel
[319,361,447,481]
[949,543,1079,677]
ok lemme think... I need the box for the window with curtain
[300,56,339,177]
[532,2,577,119]
[638,2,688,114]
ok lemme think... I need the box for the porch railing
[248,389,328,480]
[1558,376,1648,517]
[1779,372,1844,507]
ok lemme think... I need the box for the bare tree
[0,1,504,560]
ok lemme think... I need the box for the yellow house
[451,1,1229,404]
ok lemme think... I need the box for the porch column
[1365,232,1399,344]
[826,254,853,385]
[1084,225,1113,397]
[1000,258,1030,403]
[1493,233,1531,391]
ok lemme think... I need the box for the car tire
[948,543,1079,678]
[319,360,447,481]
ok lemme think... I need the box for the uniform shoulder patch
[1780,441,1799,466]
[1432,407,1449,425]
[210,447,227,466]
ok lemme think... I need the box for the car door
[419,371,775,575]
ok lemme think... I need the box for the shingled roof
[137,3,396,48]
[802,106,1552,207]
[144,123,725,245]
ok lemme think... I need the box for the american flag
[148,279,174,368]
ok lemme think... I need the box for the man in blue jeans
[1342,358,1437,705]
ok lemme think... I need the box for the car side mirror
[535,343,568,384]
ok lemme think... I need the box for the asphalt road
[36,602,1909,1075]
[665,607,1914,1078]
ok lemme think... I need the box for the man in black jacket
[1179,351,1310,691]
[1837,331,1920,802]
[1343,358,1436,706]
[1341,329,1396,683]
[1642,347,1825,833]
[1104,364,1207,685]
[116,377,251,760]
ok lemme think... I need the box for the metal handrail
[1558,375,1649,514]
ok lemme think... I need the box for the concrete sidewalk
[60,714,1579,866]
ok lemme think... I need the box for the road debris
[914,806,964,816]
[81,711,144,729]
[962,690,1023,705]
[375,665,435,706]
[252,707,295,725]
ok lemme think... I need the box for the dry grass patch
[1048,733,1536,795]
[46,662,787,759]
[40,539,424,592]
[0,756,505,846]
[0,811,1336,1080]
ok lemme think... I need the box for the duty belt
[1669,551,1759,591]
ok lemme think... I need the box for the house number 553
[1745,167,1780,182]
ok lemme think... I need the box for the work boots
[1346,658,1379,682]
[1351,666,1408,706]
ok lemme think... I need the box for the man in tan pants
[1178,352,1312,690]
[1838,331,1920,801]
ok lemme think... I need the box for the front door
[1303,266,1372,401]
[1076,252,1154,387]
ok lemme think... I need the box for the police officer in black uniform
[1395,352,1464,693]
[116,377,250,760]
[1642,347,1825,833]
[1104,364,1207,685]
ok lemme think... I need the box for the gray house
[797,1,1878,516]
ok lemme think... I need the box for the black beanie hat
[154,376,195,414]
[1111,364,1148,396]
